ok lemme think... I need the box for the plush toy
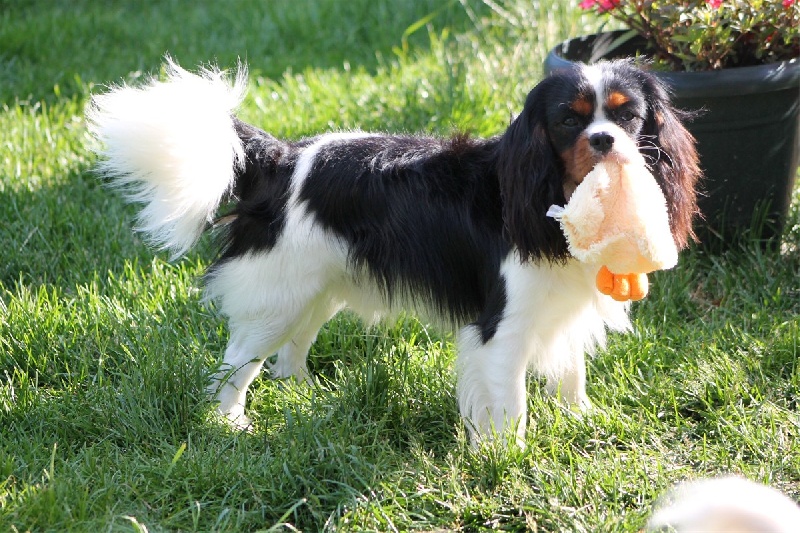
[547,137,678,302]
[596,266,649,302]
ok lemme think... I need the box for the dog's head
[497,59,700,262]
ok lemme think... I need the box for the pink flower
[579,0,620,12]
[783,0,795,7]
[707,0,723,7]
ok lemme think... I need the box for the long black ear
[639,72,701,249]
[496,77,569,263]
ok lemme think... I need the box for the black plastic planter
[545,30,800,248]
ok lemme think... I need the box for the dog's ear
[639,73,701,249]
[496,77,569,263]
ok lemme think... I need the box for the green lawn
[1,0,798,531]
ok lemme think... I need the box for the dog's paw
[545,380,592,411]
[468,426,528,451]
[267,359,312,385]
[572,393,593,412]
[228,412,253,432]
[214,404,253,432]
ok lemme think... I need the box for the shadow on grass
[0,169,151,290]
[0,167,462,455]
[1,0,479,105]
[0,309,463,529]
[0,163,226,393]
[0,159,461,447]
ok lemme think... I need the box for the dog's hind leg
[268,299,342,383]
[204,254,336,429]
[208,314,299,430]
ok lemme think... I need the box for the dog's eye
[619,110,635,122]
[562,116,579,127]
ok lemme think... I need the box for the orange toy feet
[596,266,649,302]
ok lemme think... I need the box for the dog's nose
[589,132,615,154]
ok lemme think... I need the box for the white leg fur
[205,246,337,427]
[457,325,530,447]
[458,258,629,445]
[545,351,591,409]
[269,299,342,382]
[208,338,268,429]
[208,295,336,428]
[203,134,363,427]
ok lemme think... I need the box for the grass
[1,0,798,530]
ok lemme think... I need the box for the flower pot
[545,30,800,248]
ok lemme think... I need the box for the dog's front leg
[456,326,529,447]
[545,350,592,410]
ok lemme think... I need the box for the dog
[647,476,800,532]
[87,58,699,445]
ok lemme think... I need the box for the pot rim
[545,29,800,98]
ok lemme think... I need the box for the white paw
[468,425,528,450]
[267,360,312,384]
[545,380,592,411]
[464,412,528,449]
[571,392,593,412]
[219,404,253,432]
[208,390,252,432]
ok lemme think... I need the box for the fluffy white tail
[87,59,247,257]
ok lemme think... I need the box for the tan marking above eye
[570,97,593,116]
[606,91,630,109]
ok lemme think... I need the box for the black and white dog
[88,59,699,445]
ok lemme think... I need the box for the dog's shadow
[0,166,461,454]
[240,313,463,453]
[0,167,157,289]
[0,165,222,387]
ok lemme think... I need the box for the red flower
[783,0,795,7]
[707,0,723,7]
